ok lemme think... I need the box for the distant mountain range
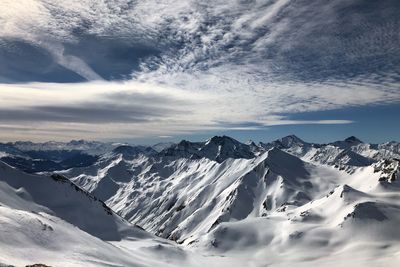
[3,135,397,173]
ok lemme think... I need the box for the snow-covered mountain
[45,135,399,266]
[159,136,255,163]
[152,142,176,152]
[0,160,238,267]
[12,140,118,155]
[0,140,117,173]
[261,135,399,171]
[1,135,400,266]
[0,140,174,173]
[0,161,145,241]
[0,150,98,173]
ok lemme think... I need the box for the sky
[0,0,399,144]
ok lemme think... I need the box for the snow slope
[0,201,240,267]
[196,164,400,267]
[261,135,399,171]
[2,135,400,266]
[0,160,246,267]
[0,160,140,241]
[61,137,399,230]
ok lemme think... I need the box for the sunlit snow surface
[2,136,398,266]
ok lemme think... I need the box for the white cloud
[2,0,399,81]
[0,0,399,140]
[0,79,397,141]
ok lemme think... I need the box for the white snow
[1,135,400,266]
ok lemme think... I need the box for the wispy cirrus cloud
[1,0,399,83]
[0,0,399,140]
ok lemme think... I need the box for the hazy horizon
[1,132,398,147]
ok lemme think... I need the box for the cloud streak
[0,80,397,141]
[1,0,399,83]
[0,0,399,140]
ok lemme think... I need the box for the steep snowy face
[0,160,147,241]
[374,158,400,183]
[0,160,244,267]
[61,147,338,244]
[0,159,167,265]
[58,136,400,267]
[57,135,400,245]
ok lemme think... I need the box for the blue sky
[0,0,399,143]
[125,102,400,145]
[213,103,400,144]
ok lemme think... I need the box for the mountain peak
[245,139,256,145]
[159,140,203,159]
[330,136,364,149]
[159,136,255,162]
[344,136,363,143]
[276,135,306,148]
[281,134,304,141]
[202,136,255,162]
[205,135,238,145]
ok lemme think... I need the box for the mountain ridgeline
[30,135,400,240]
[0,135,399,266]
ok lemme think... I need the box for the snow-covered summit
[275,134,308,148]
[201,135,255,162]
[159,136,256,163]
[256,135,399,171]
